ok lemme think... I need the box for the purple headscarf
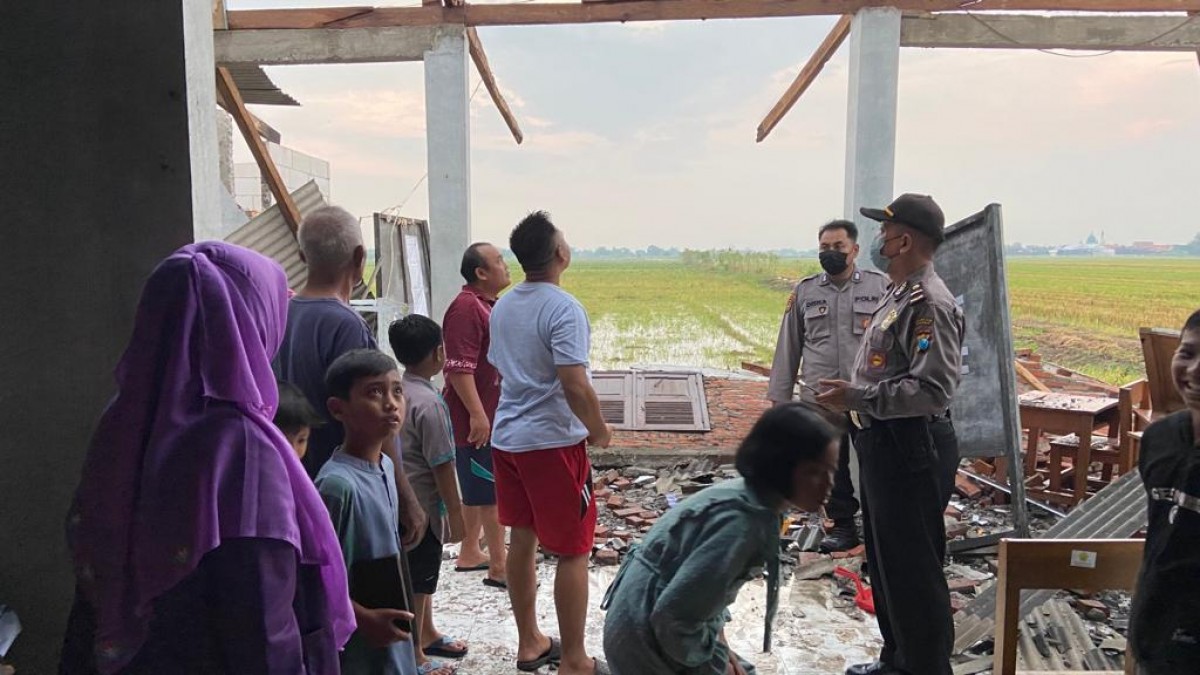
[67,242,355,672]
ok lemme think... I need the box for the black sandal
[516,637,561,672]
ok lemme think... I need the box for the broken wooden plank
[740,361,773,378]
[756,14,851,142]
[216,66,302,235]
[1015,359,1051,392]
[467,27,524,144]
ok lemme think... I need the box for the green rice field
[517,257,1200,385]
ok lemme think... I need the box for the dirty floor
[430,547,882,675]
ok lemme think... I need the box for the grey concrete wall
[0,1,212,670]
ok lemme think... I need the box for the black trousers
[853,417,959,675]
[826,427,859,524]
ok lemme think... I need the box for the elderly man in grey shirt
[769,219,887,553]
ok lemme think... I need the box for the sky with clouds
[231,1,1200,249]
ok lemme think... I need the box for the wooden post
[215,66,302,234]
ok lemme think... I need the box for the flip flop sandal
[482,577,507,590]
[453,562,489,572]
[424,635,468,659]
[516,637,562,672]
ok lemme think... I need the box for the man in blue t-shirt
[488,211,611,675]
[275,205,427,550]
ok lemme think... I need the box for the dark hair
[509,211,559,273]
[388,315,443,367]
[274,380,325,434]
[325,349,399,400]
[1185,309,1200,332]
[818,219,858,242]
[460,242,491,284]
[735,403,838,501]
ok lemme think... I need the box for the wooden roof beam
[440,0,524,143]
[228,2,1200,31]
[216,66,303,234]
[468,28,524,144]
[757,14,851,143]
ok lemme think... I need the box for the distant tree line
[680,249,782,275]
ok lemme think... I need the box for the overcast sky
[231,2,1200,249]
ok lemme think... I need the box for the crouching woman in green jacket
[601,404,839,675]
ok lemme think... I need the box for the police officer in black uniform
[816,194,964,675]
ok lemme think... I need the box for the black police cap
[860,193,945,243]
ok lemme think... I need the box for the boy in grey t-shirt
[390,316,467,672]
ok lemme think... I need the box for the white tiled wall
[233,143,331,215]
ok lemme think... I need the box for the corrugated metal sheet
[224,180,326,290]
[953,469,1147,654]
[227,63,299,107]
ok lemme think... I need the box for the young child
[1130,308,1200,675]
[315,349,419,675]
[601,403,840,675]
[274,379,325,460]
[389,315,467,674]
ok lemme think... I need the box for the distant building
[1054,243,1115,257]
[1116,241,1174,255]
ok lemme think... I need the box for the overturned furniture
[993,538,1142,675]
[955,470,1148,661]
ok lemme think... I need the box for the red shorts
[493,441,596,557]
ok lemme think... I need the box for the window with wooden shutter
[591,370,710,432]
[635,372,710,431]
[592,371,634,429]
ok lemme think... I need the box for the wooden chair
[1138,327,1184,417]
[993,538,1143,675]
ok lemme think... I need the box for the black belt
[850,411,949,430]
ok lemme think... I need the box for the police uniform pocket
[853,312,872,336]
[803,303,831,339]
[852,300,877,336]
[867,325,894,351]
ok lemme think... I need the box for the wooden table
[1019,391,1120,506]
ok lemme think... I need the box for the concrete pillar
[0,1,216,670]
[424,28,471,321]
[843,7,901,271]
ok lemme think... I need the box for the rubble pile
[589,459,735,566]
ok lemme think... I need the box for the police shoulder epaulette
[907,282,926,305]
[798,272,821,285]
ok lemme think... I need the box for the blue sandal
[424,635,468,659]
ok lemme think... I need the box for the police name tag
[1070,550,1098,569]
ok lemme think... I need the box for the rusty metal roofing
[224,180,326,290]
[227,63,299,107]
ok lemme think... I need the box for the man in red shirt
[442,242,511,589]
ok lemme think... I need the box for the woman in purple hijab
[60,242,355,674]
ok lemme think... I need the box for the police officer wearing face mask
[816,194,965,675]
[768,220,888,553]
